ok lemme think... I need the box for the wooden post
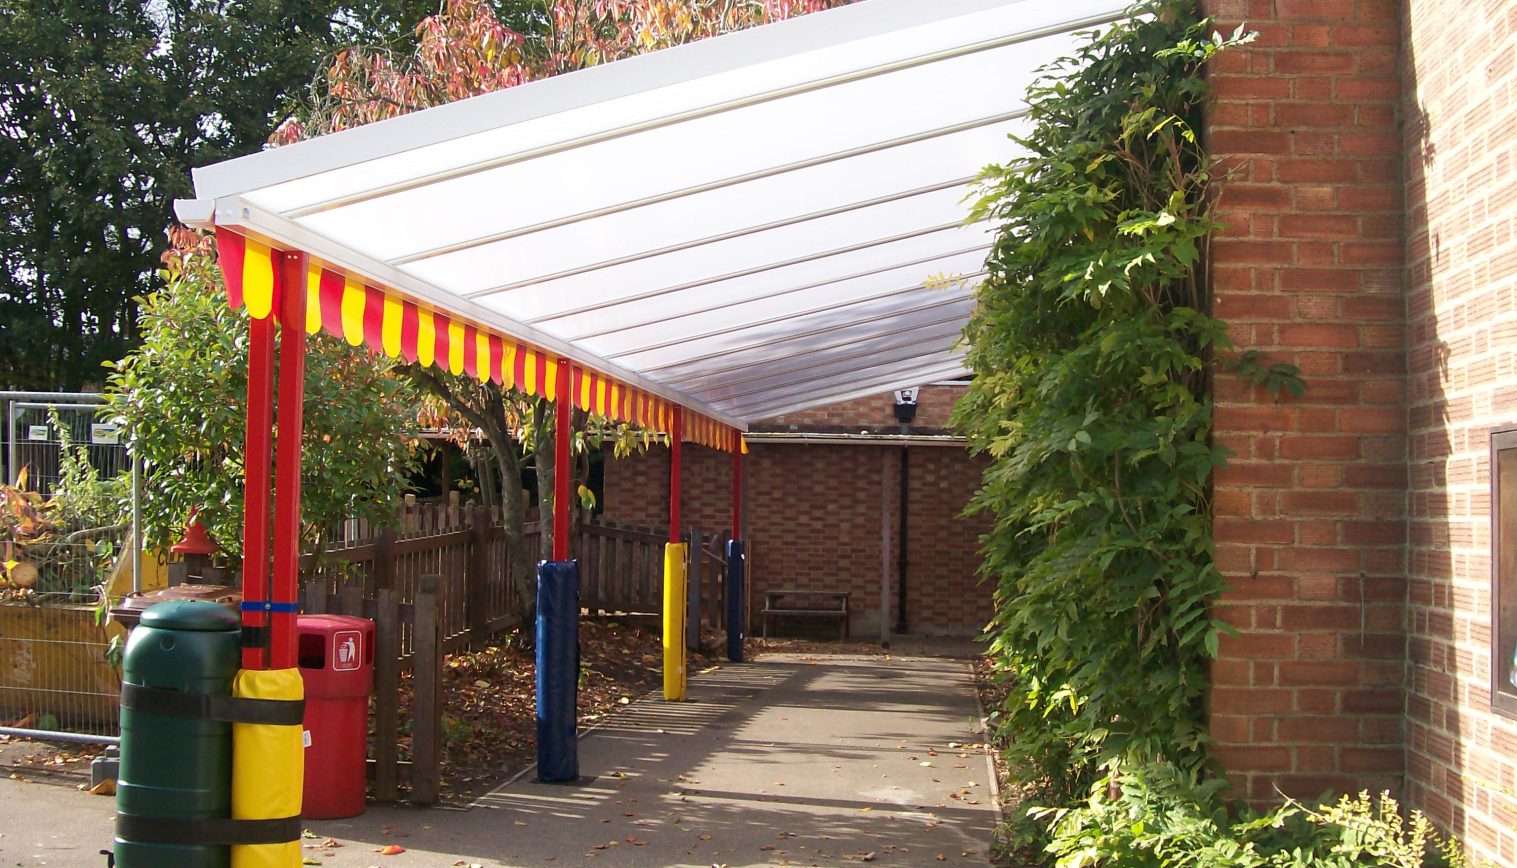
[301,581,323,616]
[340,582,363,619]
[374,527,395,592]
[373,587,400,802]
[687,526,701,650]
[412,576,443,804]
[468,505,491,647]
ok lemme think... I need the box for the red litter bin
[297,614,375,819]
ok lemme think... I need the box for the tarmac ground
[0,649,999,867]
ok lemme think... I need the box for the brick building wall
[1401,0,1517,860]
[903,446,994,635]
[601,386,993,637]
[1202,0,1408,802]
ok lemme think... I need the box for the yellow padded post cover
[662,544,688,701]
[230,668,304,868]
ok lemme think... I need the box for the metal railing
[3,393,123,495]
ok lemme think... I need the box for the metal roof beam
[711,345,965,403]
[668,315,971,388]
[599,272,981,361]
[680,322,967,394]
[509,221,981,316]
[447,182,981,310]
[639,296,975,376]
[732,363,970,419]
[560,243,989,341]
[387,114,1019,266]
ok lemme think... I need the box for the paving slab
[0,652,998,867]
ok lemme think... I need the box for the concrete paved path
[0,653,999,867]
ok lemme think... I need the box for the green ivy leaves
[954,0,1262,837]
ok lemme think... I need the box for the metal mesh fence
[5,400,126,495]
[0,589,120,738]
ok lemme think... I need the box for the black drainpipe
[895,444,909,634]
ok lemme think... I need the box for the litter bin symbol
[334,632,360,671]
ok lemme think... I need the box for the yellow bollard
[662,543,688,701]
[230,668,304,868]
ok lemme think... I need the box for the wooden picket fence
[294,502,730,803]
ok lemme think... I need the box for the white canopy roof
[178,0,1129,428]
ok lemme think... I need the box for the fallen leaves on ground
[393,618,714,801]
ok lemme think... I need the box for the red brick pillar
[1202,0,1407,801]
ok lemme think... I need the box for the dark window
[1491,427,1517,715]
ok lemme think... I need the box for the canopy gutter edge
[743,432,966,447]
[175,198,216,229]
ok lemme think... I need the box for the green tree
[0,0,442,390]
[102,228,420,556]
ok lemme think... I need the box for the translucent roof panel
[182,0,1131,427]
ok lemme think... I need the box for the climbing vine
[954,0,1278,832]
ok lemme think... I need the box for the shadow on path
[309,652,999,866]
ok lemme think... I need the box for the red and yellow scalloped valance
[216,229,743,453]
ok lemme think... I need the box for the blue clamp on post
[237,601,300,651]
[238,602,300,614]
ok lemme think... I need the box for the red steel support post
[241,307,277,671]
[732,447,743,539]
[269,251,307,670]
[553,359,574,562]
[669,407,683,544]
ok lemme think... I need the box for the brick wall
[1202,0,1408,802]
[1401,0,1517,860]
[903,446,995,636]
[601,387,992,636]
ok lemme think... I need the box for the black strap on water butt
[119,683,305,726]
[115,813,303,846]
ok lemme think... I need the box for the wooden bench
[761,590,850,641]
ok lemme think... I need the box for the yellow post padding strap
[231,668,304,868]
[662,544,688,701]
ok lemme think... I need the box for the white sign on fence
[26,425,48,441]
[90,424,120,445]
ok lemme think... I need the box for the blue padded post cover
[535,560,579,783]
[725,541,745,663]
